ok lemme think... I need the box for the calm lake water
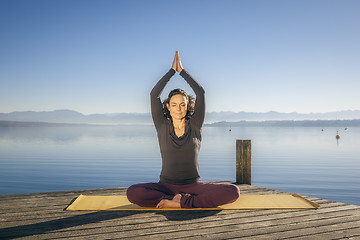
[0,125,359,206]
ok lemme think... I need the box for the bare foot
[156,194,182,209]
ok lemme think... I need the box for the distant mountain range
[206,110,360,122]
[0,110,151,125]
[208,119,360,127]
[0,109,360,125]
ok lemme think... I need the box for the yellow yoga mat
[66,193,319,211]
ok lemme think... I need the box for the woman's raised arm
[150,51,179,129]
[176,51,205,127]
[180,69,205,128]
[150,68,175,130]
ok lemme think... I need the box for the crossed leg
[177,182,240,208]
[126,182,175,207]
[126,182,240,208]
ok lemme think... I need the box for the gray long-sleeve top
[150,68,205,185]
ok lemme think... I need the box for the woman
[126,51,240,208]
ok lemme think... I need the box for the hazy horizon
[1,108,360,115]
[2,109,360,126]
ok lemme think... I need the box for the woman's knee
[126,184,146,204]
[231,184,240,198]
[224,184,240,201]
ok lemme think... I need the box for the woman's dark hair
[163,88,195,120]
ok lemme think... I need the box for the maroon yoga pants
[126,182,240,208]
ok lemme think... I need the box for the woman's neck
[172,118,185,129]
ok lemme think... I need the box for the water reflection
[0,126,359,206]
[0,125,156,143]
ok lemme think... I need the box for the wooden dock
[1,184,360,239]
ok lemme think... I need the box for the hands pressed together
[171,51,184,72]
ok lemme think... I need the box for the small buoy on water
[229,128,232,132]
[336,130,340,139]
[345,127,348,130]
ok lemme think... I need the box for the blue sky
[1,0,359,114]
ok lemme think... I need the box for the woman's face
[166,94,188,120]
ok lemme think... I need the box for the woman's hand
[172,51,178,71]
[175,51,183,72]
[172,51,183,72]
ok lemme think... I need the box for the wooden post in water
[236,140,251,184]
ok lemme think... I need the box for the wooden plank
[1,184,360,240]
[115,206,360,239]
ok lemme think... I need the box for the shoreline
[1,119,360,127]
